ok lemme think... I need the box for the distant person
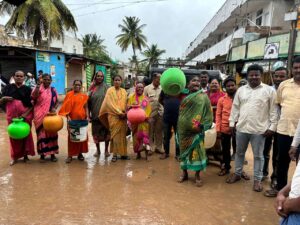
[264,67,288,197]
[227,64,277,192]
[59,80,89,163]
[238,78,248,88]
[25,72,36,89]
[144,73,163,155]
[0,71,35,166]
[177,75,213,187]
[207,78,225,122]
[32,74,59,163]
[199,71,209,93]
[88,71,110,158]
[37,70,43,84]
[216,77,237,176]
[99,75,128,162]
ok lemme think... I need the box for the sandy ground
[0,112,296,225]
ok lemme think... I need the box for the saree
[59,91,89,157]
[32,85,59,156]
[99,87,127,156]
[178,90,213,171]
[127,92,151,153]
[207,90,225,122]
[2,84,35,160]
[88,82,109,143]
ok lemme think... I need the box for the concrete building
[184,0,295,71]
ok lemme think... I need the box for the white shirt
[291,120,300,148]
[289,160,300,199]
[229,83,278,134]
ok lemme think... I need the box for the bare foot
[10,160,17,166]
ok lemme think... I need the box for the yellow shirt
[144,83,163,117]
[277,78,300,136]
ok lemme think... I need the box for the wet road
[0,113,294,225]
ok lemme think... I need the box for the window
[256,9,263,26]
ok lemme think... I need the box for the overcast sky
[1,0,226,62]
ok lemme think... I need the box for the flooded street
[0,113,293,225]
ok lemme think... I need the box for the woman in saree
[32,74,59,163]
[59,80,89,163]
[99,75,128,162]
[88,71,110,157]
[178,76,213,187]
[206,78,225,122]
[127,82,151,160]
[0,70,35,166]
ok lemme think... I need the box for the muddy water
[0,113,295,225]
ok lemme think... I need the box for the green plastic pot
[160,68,186,96]
[7,118,30,140]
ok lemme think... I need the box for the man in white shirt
[226,64,277,192]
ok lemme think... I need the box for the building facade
[184,0,295,71]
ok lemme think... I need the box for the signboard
[247,38,266,59]
[242,60,287,74]
[264,42,280,59]
[297,13,300,30]
[37,52,50,62]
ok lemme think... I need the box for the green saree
[178,90,213,171]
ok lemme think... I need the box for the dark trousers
[276,133,293,190]
[221,133,236,171]
[163,120,179,156]
[263,133,278,180]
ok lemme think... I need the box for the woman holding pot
[99,75,128,162]
[0,70,35,166]
[127,81,152,160]
[59,80,89,163]
[32,73,59,162]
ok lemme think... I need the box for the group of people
[1,57,300,222]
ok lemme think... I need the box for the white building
[50,35,83,55]
[184,0,295,70]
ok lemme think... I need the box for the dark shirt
[159,91,181,123]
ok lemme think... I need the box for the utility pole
[287,4,300,75]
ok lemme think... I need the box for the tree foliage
[0,0,77,46]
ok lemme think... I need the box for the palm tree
[81,33,108,60]
[0,0,77,46]
[116,16,147,60]
[142,44,166,70]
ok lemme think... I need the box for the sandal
[51,155,57,162]
[178,175,188,183]
[241,171,250,180]
[218,169,229,176]
[226,174,241,184]
[264,189,278,197]
[65,157,72,164]
[253,181,263,192]
[77,154,84,161]
[111,155,117,162]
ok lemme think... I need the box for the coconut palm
[142,44,166,70]
[116,16,147,59]
[0,0,77,46]
[81,33,109,61]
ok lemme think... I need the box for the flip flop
[195,179,203,187]
[253,182,263,192]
